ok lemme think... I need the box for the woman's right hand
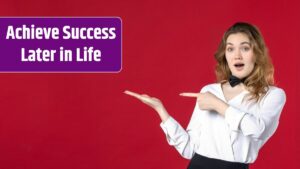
[124,90,170,122]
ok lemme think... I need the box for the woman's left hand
[180,92,218,110]
[180,92,228,116]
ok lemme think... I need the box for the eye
[226,47,234,52]
[241,46,250,52]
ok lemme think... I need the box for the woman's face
[225,33,256,79]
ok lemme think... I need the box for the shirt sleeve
[160,87,206,159]
[224,88,286,140]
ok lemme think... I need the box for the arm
[224,88,286,140]
[180,88,286,141]
[160,100,202,159]
[124,90,201,159]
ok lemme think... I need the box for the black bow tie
[229,75,245,87]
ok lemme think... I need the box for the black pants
[187,153,249,169]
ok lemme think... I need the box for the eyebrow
[226,42,251,46]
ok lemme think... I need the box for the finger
[179,92,200,98]
[124,90,153,103]
[124,90,143,99]
[141,94,150,97]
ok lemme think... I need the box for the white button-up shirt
[160,83,286,163]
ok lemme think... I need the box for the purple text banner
[0,17,122,72]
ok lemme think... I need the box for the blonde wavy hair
[214,22,274,102]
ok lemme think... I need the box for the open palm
[124,90,163,111]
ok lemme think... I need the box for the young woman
[124,22,286,169]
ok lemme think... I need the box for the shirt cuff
[160,116,184,145]
[160,116,177,133]
[224,106,246,131]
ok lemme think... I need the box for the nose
[234,49,242,60]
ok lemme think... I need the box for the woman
[124,22,286,169]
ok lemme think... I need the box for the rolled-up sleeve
[160,87,206,159]
[224,88,286,140]
[160,117,193,159]
[160,117,188,146]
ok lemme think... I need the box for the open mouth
[234,63,244,68]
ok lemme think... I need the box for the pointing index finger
[124,90,143,99]
[179,92,200,98]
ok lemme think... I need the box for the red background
[0,0,299,169]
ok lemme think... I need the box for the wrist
[155,106,165,114]
[215,99,229,116]
[156,106,170,122]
